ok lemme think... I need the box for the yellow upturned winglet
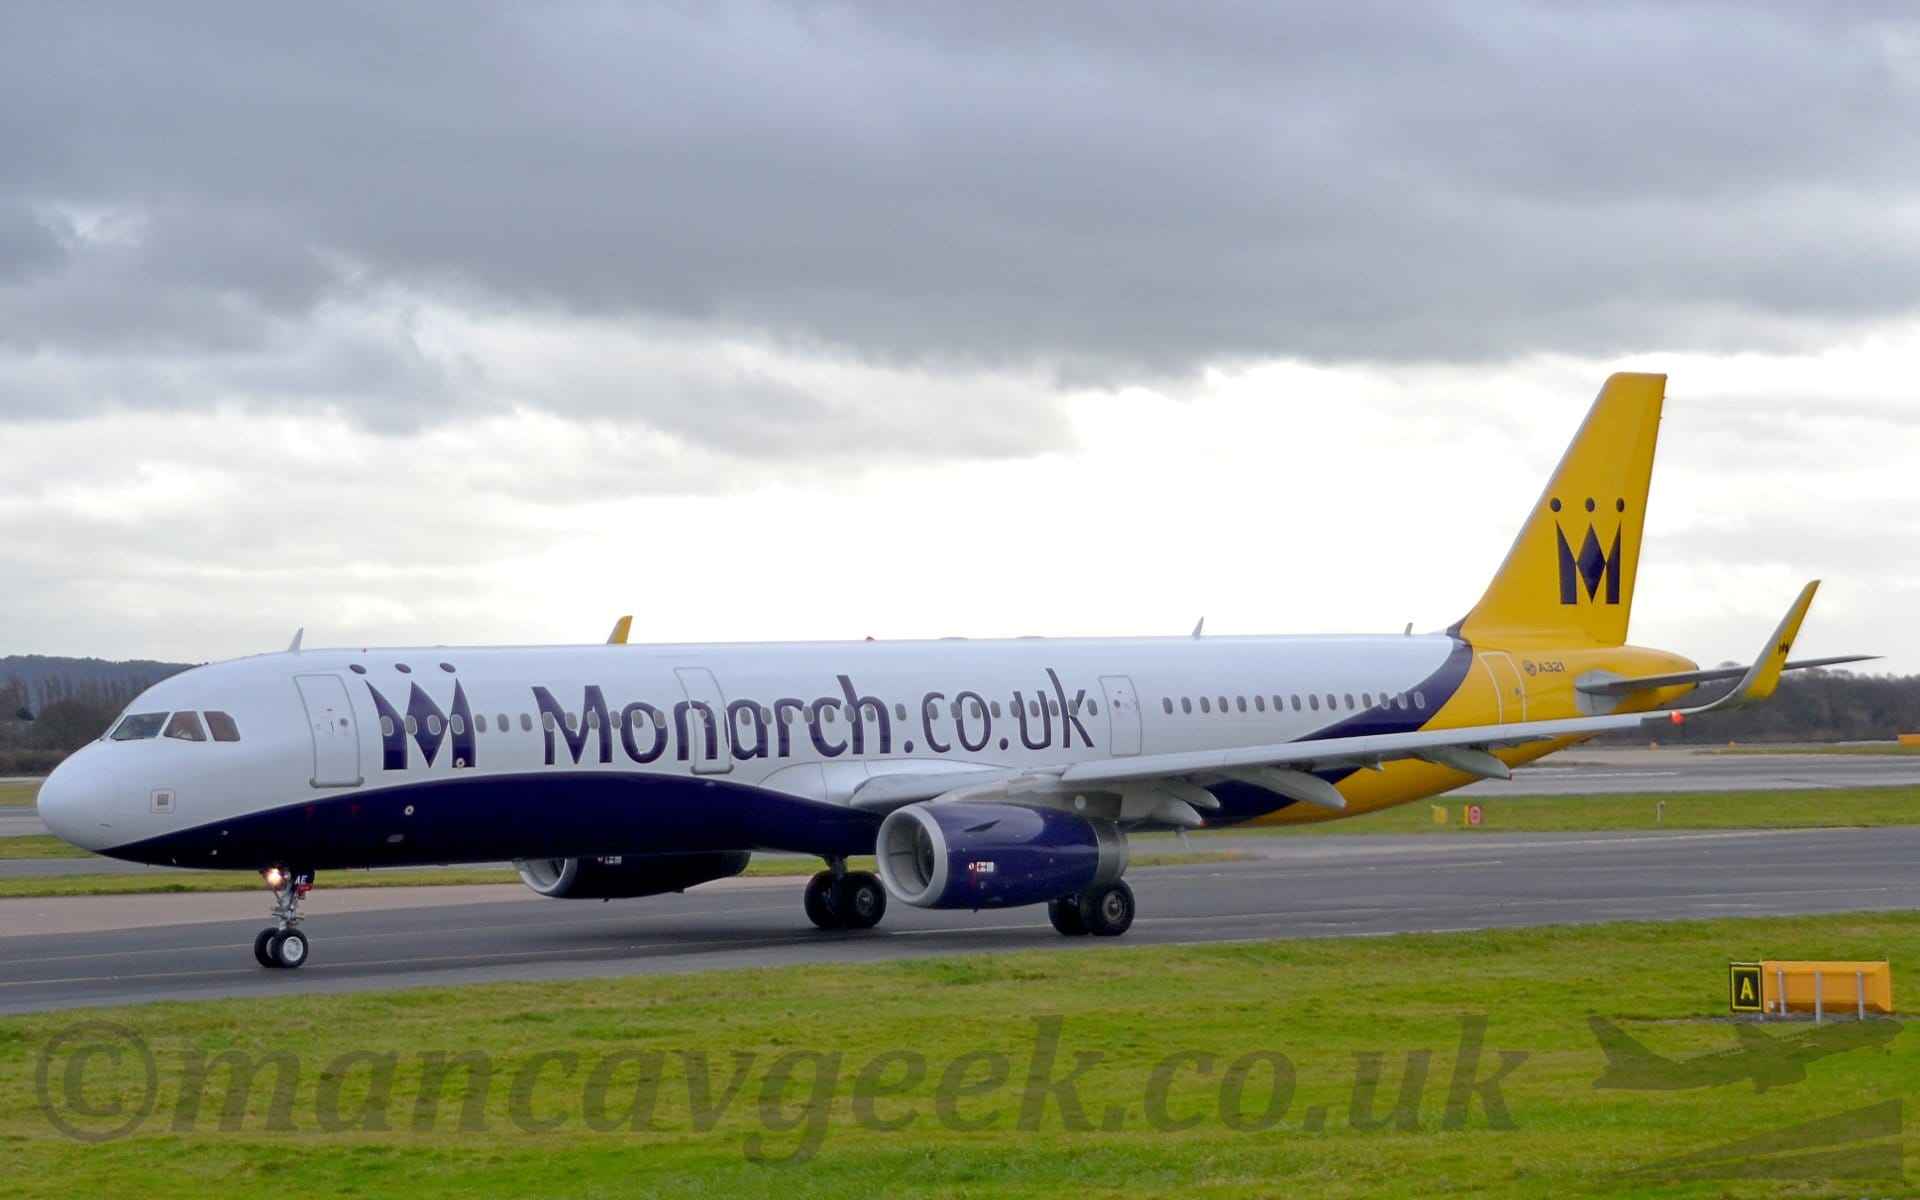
[1456,373,1666,648]
[607,615,633,645]
[1735,580,1821,706]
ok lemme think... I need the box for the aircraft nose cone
[37,753,117,852]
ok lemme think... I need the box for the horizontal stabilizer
[1579,653,1876,698]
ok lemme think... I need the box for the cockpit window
[110,713,168,741]
[164,712,208,742]
[205,711,241,742]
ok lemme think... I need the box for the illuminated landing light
[264,866,286,889]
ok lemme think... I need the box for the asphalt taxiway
[3,825,1917,1015]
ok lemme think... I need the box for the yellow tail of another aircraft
[1455,372,1666,649]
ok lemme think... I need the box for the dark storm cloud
[3,0,1919,432]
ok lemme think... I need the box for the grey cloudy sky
[2,1,1916,674]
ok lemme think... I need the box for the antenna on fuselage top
[287,628,304,653]
[1191,617,1205,639]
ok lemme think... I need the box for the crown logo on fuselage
[1553,496,1625,606]
[366,675,476,771]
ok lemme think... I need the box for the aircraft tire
[804,871,842,929]
[1079,881,1135,937]
[1047,897,1088,936]
[836,872,887,930]
[254,928,280,968]
[270,928,310,969]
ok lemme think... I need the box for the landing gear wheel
[804,871,842,929]
[255,865,314,967]
[269,928,310,969]
[1048,897,1088,936]
[1078,881,1135,937]
[835,872,887,930]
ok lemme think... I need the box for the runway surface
[3,825,1916,1015]
[0,809,47,839]
[1462,746,1920,795]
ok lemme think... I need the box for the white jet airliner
[38,374,1862,968]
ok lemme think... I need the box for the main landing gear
[1047,880,1135,938]
[254,866,313,969]
[804,858,886,931]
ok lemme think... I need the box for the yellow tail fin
[1455,373,1665,648]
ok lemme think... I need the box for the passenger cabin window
[204,711,241,742]
[111,712,168,741]
[1162,698,1173,714]
[164,712,207,742]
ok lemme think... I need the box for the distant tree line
[0,657,192,774]
[1629,670,1920,744]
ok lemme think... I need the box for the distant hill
[0,655,194,714]
[0,656,195,773]
[1600,668,1920,745]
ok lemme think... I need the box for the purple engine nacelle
[514,850,751,899]
[875,802,1129,909]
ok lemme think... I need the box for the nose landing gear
[253,866,313,969]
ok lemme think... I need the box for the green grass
[0,781,37,807]
[1,913,1914,1198]
[1281,786,1920,835]
[0,835,110,860]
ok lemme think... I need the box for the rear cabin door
[1480,652,1527,723]
[1100,675,1142,756]
[295,673,363,788]
[674,667,733,775]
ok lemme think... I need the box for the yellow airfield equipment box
[1731,960,1892,1017]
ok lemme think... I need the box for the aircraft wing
[849,582,1824,819]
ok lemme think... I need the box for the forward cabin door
[295,673,363,788]
[1100,675,1142,756]
[1480,652,1527,723]
[674,667,733,775]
